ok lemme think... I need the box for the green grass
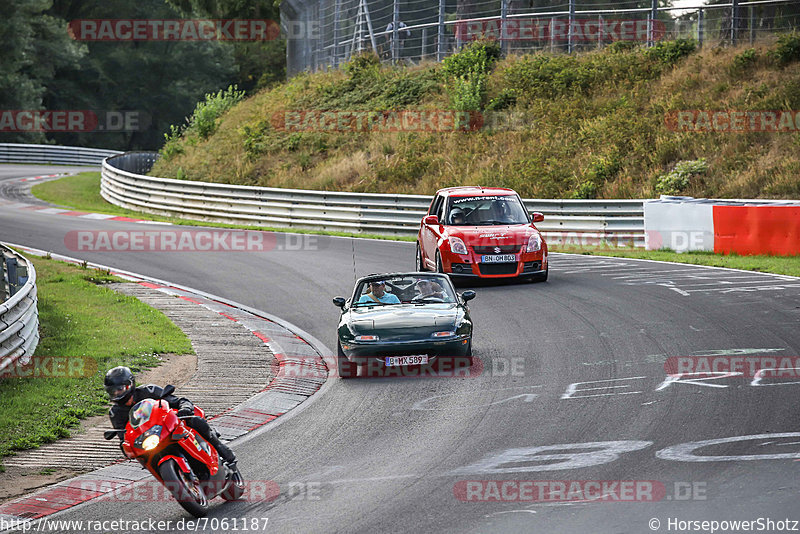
[550,245,800,277]
[0,255,193,465]
[31,172,416,242]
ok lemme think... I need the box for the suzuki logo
[494,247,501,254]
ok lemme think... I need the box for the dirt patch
[0,352,197,504]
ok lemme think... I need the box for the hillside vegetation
[152,36,800,199]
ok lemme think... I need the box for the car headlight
[449,237,468,255]
[526,233,542,253]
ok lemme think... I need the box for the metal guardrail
[0,143,122,166]
[102,151,646,244]
[0,245,39,377]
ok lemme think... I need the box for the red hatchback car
[416,186,548,281]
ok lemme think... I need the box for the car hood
[447,225,535,245]
[348,304,459,338]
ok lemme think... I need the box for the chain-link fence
[281,0,800,76]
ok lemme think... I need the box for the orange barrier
[713,205,800,256]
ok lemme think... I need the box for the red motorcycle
[104,385,244,517]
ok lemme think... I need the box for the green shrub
[655,158,708,195]
[160,124,185,160]
[451,71,486,111]
[730,48,758,75]
[771,32,800,66]
[607,41,638,53]
[190,85,245,139]
[646,39,696,65]
[486,89,517,111]
[442,41,502,79]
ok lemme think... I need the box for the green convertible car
[332,272,476,378]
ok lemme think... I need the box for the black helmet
[104,366,135,404]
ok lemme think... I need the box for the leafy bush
[442,41,502,79]
[486,89,517,111]
[160,124,185,160]
[451,71,486,111]
[771,32,800,66]
[190,85,245,139]
[607,41,638,53]
[646,39,697,65]
[655,158,708,195]
[730,48,758,75]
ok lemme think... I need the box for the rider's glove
[177,408,194,418]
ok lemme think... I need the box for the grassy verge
[30,172,416,242]
[550,245,800,277]
[0,255,194,469]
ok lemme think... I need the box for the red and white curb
[0,244,332,526]
[0,174,170,225]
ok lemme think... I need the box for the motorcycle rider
[104,366,237,466]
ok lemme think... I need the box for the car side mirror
[333,297,346,309]
[423,215,439,226]
[160,384,175,398]
[104,430,121,440]
[530,212,544,223]
[461,290,476,302]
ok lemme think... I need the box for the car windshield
[354,275,456,306]
[446,195,529,226]
[129,399,158,428]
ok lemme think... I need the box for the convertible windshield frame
[352,274,457,307]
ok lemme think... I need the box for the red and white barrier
[644,197,800,255]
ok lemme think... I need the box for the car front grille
[473,245,521,255]
[478,263,519,275]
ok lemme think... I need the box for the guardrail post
[5,257,19,297]
[0,251,7,302]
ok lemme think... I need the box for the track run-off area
[1,165,800,534]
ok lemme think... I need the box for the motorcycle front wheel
[159,458,209,517]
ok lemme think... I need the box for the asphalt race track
[2,165,800,534]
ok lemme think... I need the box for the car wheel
[337,342,357,379]
[416,242,427,272]
[435,251,444,274]
[534,267,549,283]
[464,339,474,366]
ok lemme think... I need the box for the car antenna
[351,238,358,284]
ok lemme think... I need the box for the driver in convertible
[357,280,400,305]
[104,366,237,466]
[415,279,444,300]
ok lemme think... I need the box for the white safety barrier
[0,246,39,376]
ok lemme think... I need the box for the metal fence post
[649,0,658,47]
[392,0,399,63]
[568,0,575,53]
[598,14,603,49]
[501,0,508,55]
[437,0,445,61]
[333,0,341,66]
[0,251,7,302]
[422,27,428,59]
[698,8,704,48]
[750,6,755,45]
[731,0,739,44]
